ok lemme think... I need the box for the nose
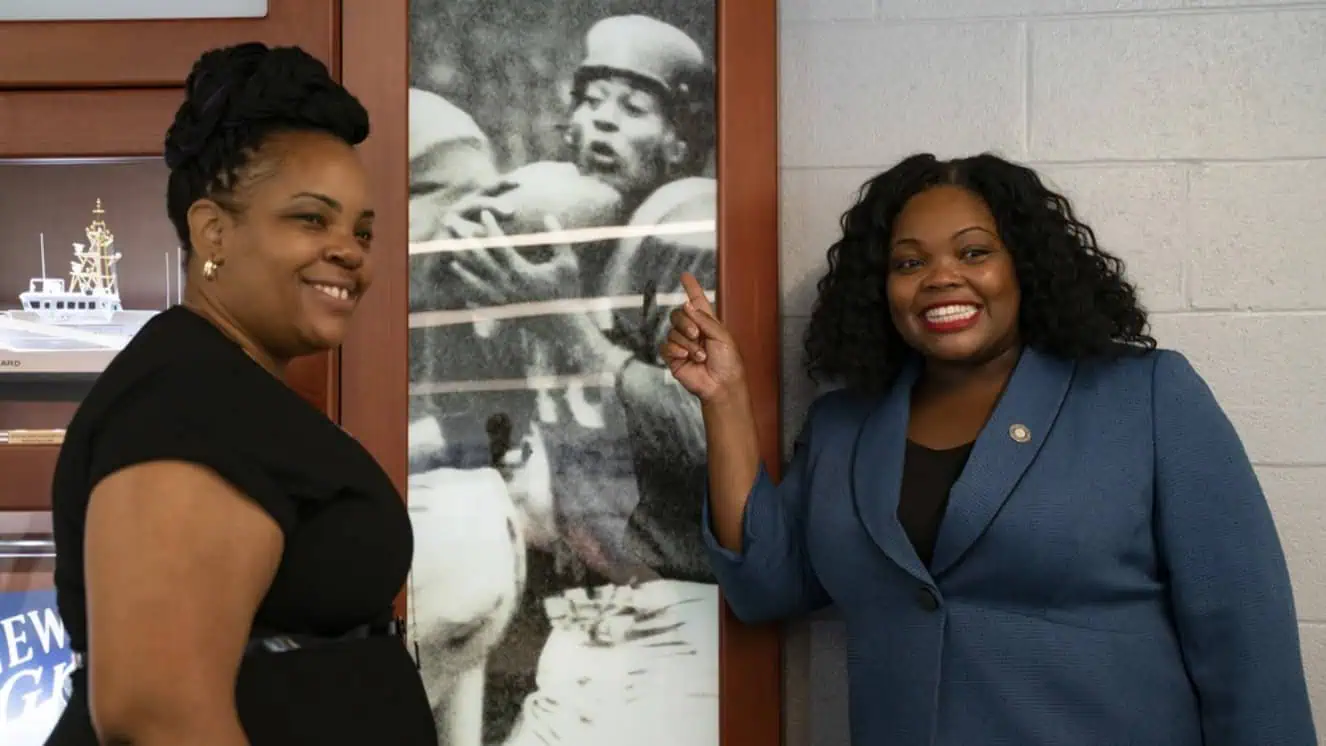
[590,103,620,131]
[921,257,964,290]
[326,236,366,270]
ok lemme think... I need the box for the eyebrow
[290,191,375,219]
[893,225,997,247]
[952,226,997,240]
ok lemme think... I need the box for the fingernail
[695,351,707,361]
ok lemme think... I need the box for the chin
[915,335,991,364]
[300,319,351,351]
[926,348,986,365]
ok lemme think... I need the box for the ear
[185,198,229,255]
[662,136,688,168]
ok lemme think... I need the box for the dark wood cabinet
[0,89,181,157]
[0,87,337,513]
[0,14,344,740]
[0,0,338,89]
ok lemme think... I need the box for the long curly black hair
[164,42,370,255]
[804,152,1155,392]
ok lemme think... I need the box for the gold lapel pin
[1009,423,1031,443]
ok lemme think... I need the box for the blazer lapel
[929,348,1076,577]
[851,359,931,584]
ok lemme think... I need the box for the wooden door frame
[338,2,784,742]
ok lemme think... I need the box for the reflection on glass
[0,158,175,440]
[407,3,721,745]
[0,511,70,744]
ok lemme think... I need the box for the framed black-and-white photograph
[340,0,781,744]
[406,4,718,744]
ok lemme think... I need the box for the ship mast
[68,198,122,298]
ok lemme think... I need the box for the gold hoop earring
[202,256,224,281]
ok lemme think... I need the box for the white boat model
[18,274,123,322]
[17,199,124,324]
[1,200,175,375]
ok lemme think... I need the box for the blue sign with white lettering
[0,588,72,743]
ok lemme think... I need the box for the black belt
[70,617,406,672]
[246,617,405,654]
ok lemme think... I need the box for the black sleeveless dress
[44,306,436,744]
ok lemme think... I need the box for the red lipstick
[919,303,981,333]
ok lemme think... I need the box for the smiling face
[886,185,1021,366]
[188,130,375,359]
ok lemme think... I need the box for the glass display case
[0,511,68,744]
[0,154,334,510]
[0,157,175,510]
[0,20,344,741]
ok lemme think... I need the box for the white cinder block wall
[773,1,1326,744]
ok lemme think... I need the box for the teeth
[312,283,351,301]
[924,304,979,322]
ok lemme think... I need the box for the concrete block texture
[875,0,1184,20]
[779,168,879,317]
[1302,624,1326,729]
[1261,468,1326,622]
[780,0,874,22]
[1037,164,1188,312]
[1150,312,1326,465]
[780,20,1026,168]
[1186,160,1326,311]
[1029,10,1326,160]
[1187,0,1321,6]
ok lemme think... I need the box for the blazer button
[917,587,940,612]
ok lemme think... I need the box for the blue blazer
[704,347,1317,746]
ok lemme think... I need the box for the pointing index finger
[680,272,714,314]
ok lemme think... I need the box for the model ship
[18,199,124,324]
[1,199,174,376]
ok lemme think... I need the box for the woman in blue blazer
[661,153,1317,745]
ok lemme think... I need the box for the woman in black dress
[44,43,437,745]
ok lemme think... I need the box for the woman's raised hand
[661,273,746,403]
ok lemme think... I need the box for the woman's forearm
[702,384,762,553]
[98,710,250,746]
[92,674,250,746]
[101,722,250,746]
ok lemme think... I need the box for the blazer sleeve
[699,397,832,624]
[1152,350,1317,746]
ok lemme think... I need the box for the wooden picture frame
[338,0,783,743]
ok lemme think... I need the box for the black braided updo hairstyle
[803,152,1156,392]
[164,42,370,255]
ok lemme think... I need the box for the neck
[181,289,287,377]
[918,344,1021,395]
